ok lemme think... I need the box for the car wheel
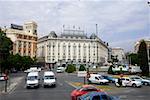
[88,80,91,84]
[43,85,46,88]
[132,84,136,87]
[100,82,103,85]
[144,82,149,86]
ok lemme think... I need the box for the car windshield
[44,76,55,79]
[81,86,97,91]
[27,76,38,80]
[98,76,104,79]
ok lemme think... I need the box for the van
[56,67,65,73]
[43,71,56,87]
[88,74,109,84]
[26,72,40,89]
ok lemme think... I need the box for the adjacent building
[111,47,126,64]
[2,21,38,58]
[37,29,109,68]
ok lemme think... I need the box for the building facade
[37,29,109,68]
[2,21,38,58]
[134,39,150,64]
[111,47,125,64]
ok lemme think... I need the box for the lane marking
[65,81,77,89]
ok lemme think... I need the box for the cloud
[0,0,149,52]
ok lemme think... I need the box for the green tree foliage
[128,53,139,65]
[108,65,114,74]
[7,54,34,71]
[79,65,86,71]
[138,40,149,76]
[111,55,119,63]
[0,29,13,72]
[65,64,76,73]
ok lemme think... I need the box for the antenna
[96,24,98,36]
[63,24,65,34]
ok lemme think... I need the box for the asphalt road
[1,71,75,100]
[0,71,150,100]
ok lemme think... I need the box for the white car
[115,77,142,87]
[0,75,5,81]
[88,74,109,84]
[43,71,56,87]
[130,76,150,86]
[26,72,40,88]
[56,67,65,73]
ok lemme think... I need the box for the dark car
[101,75,116,83]
[78,91,120,100]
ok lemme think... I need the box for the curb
[0,77,23,94]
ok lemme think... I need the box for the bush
[65,64,76,73]
[79,65,86,71]
[108,65,114,74]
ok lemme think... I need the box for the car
[26,72,40,89]
[56,67,65,73]
[88,74,109,84]
[115,77,142,87]
[71,85,103,100]
[0,73,7,81]
[101,75,117,83]
[129,76,150,86]
[43,71,56,87]
[0,74,5,81]
[78,91,120,100]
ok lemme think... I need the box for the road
[0,71,150,100]
[1,71,75,100]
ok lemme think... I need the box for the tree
[7,54,34,71]
[65,64,76,73]
[111,55,119,63]
[79,65,86,71]
[108,65,114,74]
[138,40,149,76]
[128,53,139,65]
[0,29,13,72]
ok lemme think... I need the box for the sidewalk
[0,74,24,94]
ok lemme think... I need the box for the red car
[71,85,103,100]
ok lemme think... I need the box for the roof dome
[90,33,98,39]
[48,31,57,38]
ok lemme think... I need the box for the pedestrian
[117,77,122,87]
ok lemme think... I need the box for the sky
[0,0,149,52]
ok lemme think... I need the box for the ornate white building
[2,21,38,58]
[37,29,109,67]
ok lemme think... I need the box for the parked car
[43,71,56,87]
[71,85,103,100]
[0,74,5,81]
[56,67,65,73]
[115,77,142,87]
[78,91,120,100]
[88,74,109,84]
[26,72,40,89]
[128,66,142,74]
[101,75,117,83]
[130,76,150,86]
